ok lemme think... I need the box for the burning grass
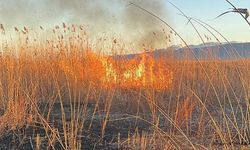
[0,23,249,149]
[58,50,173,90]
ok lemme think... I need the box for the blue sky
[0,0,249,50]
[167,0,250,44]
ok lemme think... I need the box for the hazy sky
[170,0,250,44]
[0,0,249,49]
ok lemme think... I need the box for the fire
[100,52,173,90]
[59,51,173,90]
[101,58,117,83]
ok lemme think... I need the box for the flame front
[59,51,173,90]
[100,52,173,90]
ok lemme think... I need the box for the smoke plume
[0,0,169,51]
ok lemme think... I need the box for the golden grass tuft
[0,97,30,133]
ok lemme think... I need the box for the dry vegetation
[0,22,249,149]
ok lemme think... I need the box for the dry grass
[0,22,249,149]
[0,97,30,134]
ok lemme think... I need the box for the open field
[0,23,250,150]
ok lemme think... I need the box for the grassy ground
[0,24,250,149]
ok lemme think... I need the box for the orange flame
[59,51,173,90]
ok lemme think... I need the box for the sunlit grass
[0,22,249,149]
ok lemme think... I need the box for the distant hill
[113,42,250,60]
[172,42,250,60]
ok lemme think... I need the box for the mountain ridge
[113,42,250,60]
